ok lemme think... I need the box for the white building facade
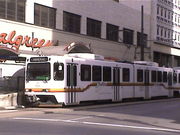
[0,0,179,67]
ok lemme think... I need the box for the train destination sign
[0,30,53,52]
[30,57,48,62]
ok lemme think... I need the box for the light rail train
[25,53,180,106]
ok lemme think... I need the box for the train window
[137,69,143,82]
[103,66,111,82]
[27,63,50,81]
[92,66,102,81]
[123,68,130,82]
[173,72,177,83]
[81,65,91,81]
[151,70,157,82]
[163,71,167,82]
[54,63,64,80]
[157,71,162,82]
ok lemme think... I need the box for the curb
[1,97,180,111]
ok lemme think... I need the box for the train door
[168,71,174,97]
[113,67,121,101]
[135,66,145,98]
[67,63,77,104]
[144,69,150,99]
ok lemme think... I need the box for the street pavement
[0,98,180,135]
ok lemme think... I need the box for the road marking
[68,116,92,121]
[13,117,180,133]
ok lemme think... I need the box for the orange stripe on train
[27,82,180,92]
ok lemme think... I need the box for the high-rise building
[119,0,180,67]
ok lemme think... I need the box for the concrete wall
[0,93,17,107]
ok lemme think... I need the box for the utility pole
[140,5,144,61]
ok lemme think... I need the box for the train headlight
[25,89,32,92]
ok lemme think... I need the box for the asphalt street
[0,98,180,135]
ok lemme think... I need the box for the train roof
[28,53,160,68]
[173,67,180,70]
[133,61,159,67]
[64,53,104,60]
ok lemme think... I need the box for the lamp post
[140,5,144,61]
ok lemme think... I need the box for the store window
[87,18,101,38]
[63,11,81,34]
[34,3,56,29]
[0,0,25,22]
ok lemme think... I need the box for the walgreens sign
[0,30,53,52]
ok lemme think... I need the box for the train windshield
[26,63,50,81]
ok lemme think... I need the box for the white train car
[24,53,176,106]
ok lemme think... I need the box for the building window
[34,3,56,29]
[168,11,171,19]
[137,32,148,47]
[106,23,119,42]
[63,11,81,34]
[164,28,167,38]
[0,0,25,22]
[161,7,163,17]
[157,25,160,35]
[160,27,163,37]
[153,52,171,67]
[123,28,134,45]
[157,5,160,15]
[87,18,101,38]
